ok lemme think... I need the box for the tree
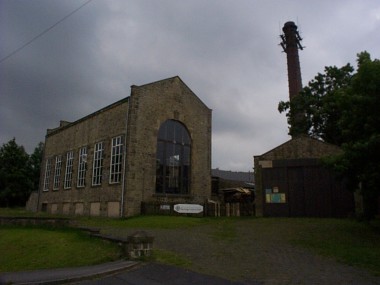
[29,142,44,193]
[278,63,354,144]
[337,52,380,219]
[0,138,33,207]
[279,52,380,219]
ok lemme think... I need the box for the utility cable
[0,0,93,64]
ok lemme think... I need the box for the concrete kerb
[0,260,139,285]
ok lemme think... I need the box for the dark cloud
[1,0,379,170]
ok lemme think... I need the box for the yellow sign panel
[266,193,286,203]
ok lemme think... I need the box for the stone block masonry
[36,76,212,217]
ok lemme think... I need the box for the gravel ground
[101,219,380,285]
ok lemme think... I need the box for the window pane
[183,146,190,165]
[92,142,103,186]
[109,136,123,184]
[158,123,167,140]
[53,156,62,190]
[64,151,74,189]
[77,146,87,187]
[156,142,164,193]
[43,158,52,191]
[156,120,191,195]
[166,120,175,142]
[182,129,191,145]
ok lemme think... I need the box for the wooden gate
[261,159,354,217]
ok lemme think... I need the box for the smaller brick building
[37,76,212,217]
[254,136,355,217]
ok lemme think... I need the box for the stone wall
[37,76,212,217]
[25,191,39,212]
[124,77,212,216]
[38,99,129,217]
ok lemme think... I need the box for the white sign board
[160,205,170,211]
[174,204,203,214]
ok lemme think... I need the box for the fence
[141,201,255,217]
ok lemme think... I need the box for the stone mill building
[36,76,212,217]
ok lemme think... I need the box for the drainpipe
[36,142,47,212]
[120,98,130,217]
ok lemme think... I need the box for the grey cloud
[1,0,379,171]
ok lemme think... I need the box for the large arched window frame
[156,120,191,194]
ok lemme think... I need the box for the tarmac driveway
[76,263,257,285]
[101,219,380,285]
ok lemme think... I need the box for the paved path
[103,220,380,285]
[76,263,259,285]
[0,260,138,285]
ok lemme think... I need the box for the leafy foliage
[278,63,354,144]
[339,53,380,218]
[279,51,380,219]
[29,142,44,193]
[0,139,43,207]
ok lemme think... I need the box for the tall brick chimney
[280,21,303,101]
[280,21,305,137]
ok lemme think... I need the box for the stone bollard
[127,231,154,259]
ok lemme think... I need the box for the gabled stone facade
[37,76,212,217]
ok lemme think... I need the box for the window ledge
[153,193,192,199]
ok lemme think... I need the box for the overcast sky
[1,0,379,171]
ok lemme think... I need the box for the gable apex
[131,75,181,88]
[131,76,210,111]
[257,135,341,160]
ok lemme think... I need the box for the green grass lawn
[76,215,213,229]
[0,207,46,217]
[0,226,121,272]
[289,218,380,275]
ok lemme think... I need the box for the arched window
[156,120,191,194]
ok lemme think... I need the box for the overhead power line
[0,0,93,64]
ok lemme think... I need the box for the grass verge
[290,218,380,275]
[76,215,213,229]
[150,249,192,267]
[0,226,121,272]
[210,218,237,242]
[0,207,51,217]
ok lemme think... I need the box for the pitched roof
[46,76,210,137]
[131,76,211,111]
[256,135,341,160]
